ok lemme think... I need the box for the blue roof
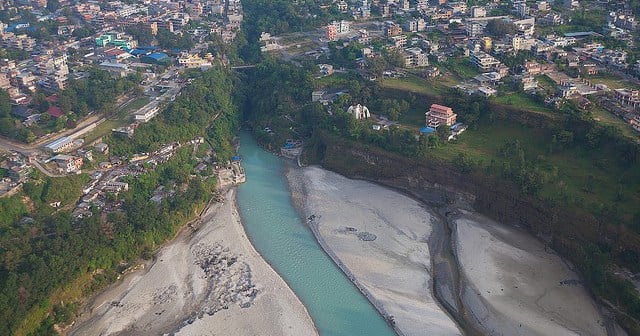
[146,52,169,61]
[564,31,595,37]
[231,155,241,162]
[419,126,435,134]
[130,49,150,56]
[45,136,72,150]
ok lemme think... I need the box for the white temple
[347,104,371,120]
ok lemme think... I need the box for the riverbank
[69,189,317,336]
[287,166,462,336]
[287,164,617,336]
[452,210,610,336]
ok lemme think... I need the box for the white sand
[289,166,461,336]
[70,189,317,336]
[453,210,608,336]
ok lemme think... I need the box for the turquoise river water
[236,132,396,336]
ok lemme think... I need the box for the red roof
[45,95,59,103]
[105,48,126,56]
[47,106,64,118]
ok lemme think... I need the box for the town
[0,0,246,216]
[1,0,640,335]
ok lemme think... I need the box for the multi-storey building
[426,104,457,128]
[403,48,429,68]
[470,51,501,72]
[470,6,486,18]
[384,21,402,37]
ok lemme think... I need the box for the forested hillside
[0,67,239,335]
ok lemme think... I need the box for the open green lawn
[535,74,557,92]
[591,106,638,139]
[587,74,640,90]
[379,72,456,96]
[427,120,640,219]
[442,58,480,80]
[491,92,554,115]
[117,96,150,118]
[83,96,150,145]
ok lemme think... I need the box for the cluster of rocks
[340,226,377,241]
[192,243,258,318]
[152,284,177,305]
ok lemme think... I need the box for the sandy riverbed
[453,210,609,336]
[70,189,317,336]
[287,166,462,336]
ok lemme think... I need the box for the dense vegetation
[58,68,142,119]
[108,66,239,160]
[0,69,141,143]
[0,67,239,335]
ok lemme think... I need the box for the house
[521,76,538,91]
[348,104,371,119]
[426,104,457,128]
[51,154,83,173]
[423,67,440,78]
[142,52,171,65]
[45,136,74,153]
[95,143,109,154]
[470,51,501,72]
[476,86,497,97]
[614,88,640,108]
[403,48,429,68]
[629,115,640,132]
[46,105,64,118]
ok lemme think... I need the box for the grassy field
[591,105,638,139]
[379,72,457,96]
[587,74,640,90]
[429,120,640,218]
[442,58,480,80]
[491,92,554,114]
[83,96,150,145]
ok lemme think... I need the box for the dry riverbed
[287,166,462,336]
[288,165,615,336]
[70,189,316,336]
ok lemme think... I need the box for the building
[470,6,486,18]
[384,22,403,37]
[614,89,640,108]
[470,51,501,72]
[405,18,426,32]
[326,20,350,40]
[521,76,538,91]
[512,36,535,51]
[347,104,371,119]
[480,36,493,52]
[466,22,484,37]
[426,104,457,128]
[514,1,529,18]
[390,35,407,49]
[100,62,130,77]
[403,48,429,68]
[51,154,83,173]
[177,53,212,68]
[134,106,160,122]
[45,136,74,153]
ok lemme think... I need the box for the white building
[471,6,486,18]
[348,104,371,119]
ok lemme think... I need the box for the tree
[437,125,451,141]
[485,19,515,37]
[0,89,10,118]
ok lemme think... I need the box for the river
[236,131,396,336]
